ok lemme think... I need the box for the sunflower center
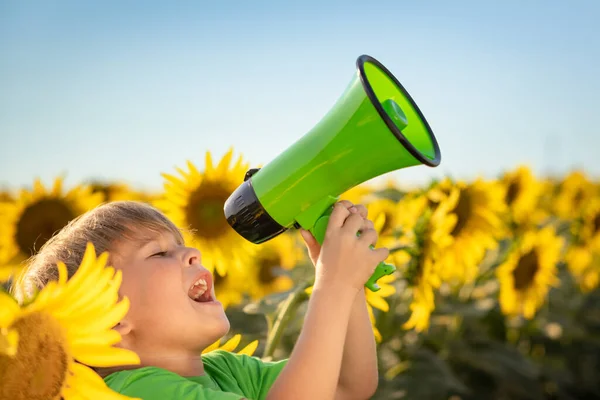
[186,182,232,239]
[380,211,394,235]
[593,212,600,235]
[15,199,75,255]
[505,181,520,206]
[258,255,281,284]
[90,182,111,201]
[213,270,225,290]
[450,189,473,237]
[0,192,13,202]
[512,250,539,290]
[0,312,69,400]
[572,189,585,209]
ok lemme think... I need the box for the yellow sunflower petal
[70,297,131,336]
[66,362,141,400]
[216,148,234,176]
[71,344,141,367]
[219,334,241,352]
[69,329,122,348]
[238,340,259,356]
[186,160,202,178]
[366,293,390,312]
[0,290,19,326]
[374,282,396,298]
[202,338,222,354]
[161,172,186,188]
[205,151,215,174]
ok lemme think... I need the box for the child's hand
[300,201,367,266]
[301,200,389,293]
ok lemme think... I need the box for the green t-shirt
[104,350,287,400]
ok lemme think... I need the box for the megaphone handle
[309,211,396,293]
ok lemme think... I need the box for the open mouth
[188,272,214,303]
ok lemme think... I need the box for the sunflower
[428,177,506,284]
[365,274,396,342]
[354,200,414,341]
[364,198,404,238]
[0,178,103,281]
[248,232,303,300]
[565,244,599,293]
[0,243,140,400]
[372,193,429,266]
[212,269,247,310]
[497,226,564,319]
[500,165,544,228]
[578,198,600,247]
[553,171,597,220]
[203,334,259,357]
[89,181,149,203]
[534,177,558,216]
[155,149,258,277]
[401,195,455,332]
[0,190,14,202]
[402,284,436,332]
[364,195,441,336]
[561,198,600,292]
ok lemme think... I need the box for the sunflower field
[1,149,600,399]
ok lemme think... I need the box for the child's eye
[151,251,167,257]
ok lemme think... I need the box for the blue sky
[1,0,598,192]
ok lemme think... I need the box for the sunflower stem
[263,282,310,359]
[388,245,418,257]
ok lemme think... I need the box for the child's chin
[203,316,231,342]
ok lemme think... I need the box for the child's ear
[115,320,133,337]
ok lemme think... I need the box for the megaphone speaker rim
[356,54,441,167]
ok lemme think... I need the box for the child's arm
[299,202,380,400]
[335,204,379,399]
[267,202,388,400]
[335,290,379,399]
[265,281,357,400]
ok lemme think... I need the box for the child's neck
[139,349,207,377]
[98,350,206,378]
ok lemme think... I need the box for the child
[13,200,389,400]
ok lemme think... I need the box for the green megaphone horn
[224,54,441,292]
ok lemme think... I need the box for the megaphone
[224,54,441,291]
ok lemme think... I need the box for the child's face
[111,228,230,355]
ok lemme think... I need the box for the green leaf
[447,338,545,400]
[384,347,470,399]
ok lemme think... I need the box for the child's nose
[183,247,202,266]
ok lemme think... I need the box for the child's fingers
[337,200,354,210]
[358,228,378,246]
[300,229,321,264]
[371,247,390,263]
[352,204,368,219]
[327,202,352,229]
[342,213,364,233]
[359,219,375,233]
[300,229,318,247]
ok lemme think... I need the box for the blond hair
[11,201,184,302]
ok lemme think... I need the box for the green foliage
[227,254,600,399]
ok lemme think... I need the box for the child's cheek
[144,264,185,304]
